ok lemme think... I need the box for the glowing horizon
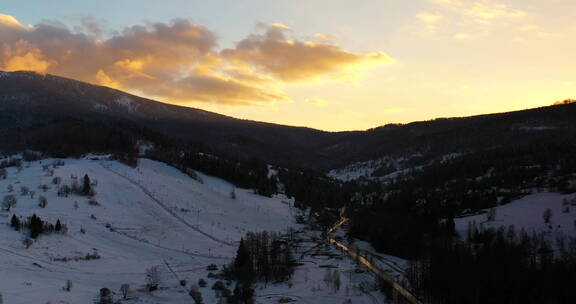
[1,0,575,131]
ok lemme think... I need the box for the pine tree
[55,219,62,232]
[234,238,254,284]
[11,214,20,231]
[83,174,92,196]
[96,287,112,304]
[234,238,249,269]
[29,214,43,239]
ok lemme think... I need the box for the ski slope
[0,157,295,303]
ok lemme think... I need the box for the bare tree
[120,284,130,300]
[146,266,161,291]
[543,208,553,224]
[38,196,48,208]
[23,237,33,249]
[323,268,332,288]
[487,207,497,221]
[333,270,341,293]
[2,195,17,211]
[20,186,29,196]
[189,285,204,304]
[63,280,72,292]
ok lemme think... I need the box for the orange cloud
[222,24,393,83]
[0,15,392,106]
[1,40,52,73]
[0,13,24,28]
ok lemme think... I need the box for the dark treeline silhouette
[0,119,140,166]
[348,140,576,258]
[224,231,296,285]
[11,214,66,238]
[407,226,576,304]
[216,231,297,304]
[278,168,351,218]
[148,143,278,197]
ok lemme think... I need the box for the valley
[0,156,386,303]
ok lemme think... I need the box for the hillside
[0,71,344,169]
[0,156,385,304]
[3,71,576,172]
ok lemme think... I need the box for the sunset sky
[1,0,575,131]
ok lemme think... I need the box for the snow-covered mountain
[0,156,383,304]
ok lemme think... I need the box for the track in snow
[100,163,235,247]
[109,225,230,260]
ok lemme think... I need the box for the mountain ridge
[1,70,576,171]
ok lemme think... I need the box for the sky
[1,0,575,131]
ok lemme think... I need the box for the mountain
[329,102,576,180]
[0,71,346,168]
[1,70,576,173]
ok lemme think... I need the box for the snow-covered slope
[0,157,295,303]
[455,192,576,238]
[0,157,383,303]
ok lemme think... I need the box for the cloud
[305,98,327,106]
[453,33,473,40]
[416,12,445,34]
[221,24,393,83]
[1,40,52,73]
[0,13,24,28]
[411,0,559,42]
[417,12,444,24]
[0,14,393,106]
[431,0,526,24]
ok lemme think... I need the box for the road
[326,217,424,304]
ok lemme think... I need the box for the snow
[328,157,398,182]
[516,126,558,131]
[114,96,139,112]
[282,230,388,304]
[328,154,422,183]
[0,157,385,303]
[0,157,291,303]
[93,103,109,111]
[455,192,576,238]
